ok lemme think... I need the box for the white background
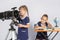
[0,0,60,40]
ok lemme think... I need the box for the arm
[48,22,53,29]
[18,23,30,28]
[18,17,30,28]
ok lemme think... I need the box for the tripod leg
[5,31,10,40]
[14,31,17,40]
[15,31,17,37]
[11,31,17,40]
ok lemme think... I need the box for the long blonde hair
[19,5,29,17]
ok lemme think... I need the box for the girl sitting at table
[35,14,52,40]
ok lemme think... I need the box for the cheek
[19,11,23,15]
[43,17,46,19]
[43,17,47,21]
[44,18,47,20]
[22,10,26,13]
[44,18,48,21]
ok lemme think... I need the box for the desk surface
[34,27,60,32]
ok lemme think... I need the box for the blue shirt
[37,22,48,37]
[17,16,30,40]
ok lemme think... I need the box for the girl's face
[19,8,27,16]
[41,16,48,23]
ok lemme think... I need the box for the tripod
[5,21,17,40]
[5,7,18,40]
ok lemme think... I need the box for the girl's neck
[40,20,45,24]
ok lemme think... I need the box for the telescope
[0,7,20,40]
[0,7,19,21]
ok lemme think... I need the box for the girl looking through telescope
[17,5,30,40]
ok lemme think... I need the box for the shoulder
[37,21,41,24]
[37,21,41,26]
[25,17,29,19]
[24,17,30,21]
[24,17,30,23]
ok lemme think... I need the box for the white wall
[0,0,60,40]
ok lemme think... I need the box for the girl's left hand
[18,24,24,28]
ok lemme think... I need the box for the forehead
[20,8,25,10]
[42,16,48,20]
[42,16,47,18]
[20,7,27,10]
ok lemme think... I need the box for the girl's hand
[18,23,30,28]
[18,24,23,28]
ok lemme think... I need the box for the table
[34,27,60,40]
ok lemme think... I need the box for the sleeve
[37,22,41,26]
[25,17,30,24]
